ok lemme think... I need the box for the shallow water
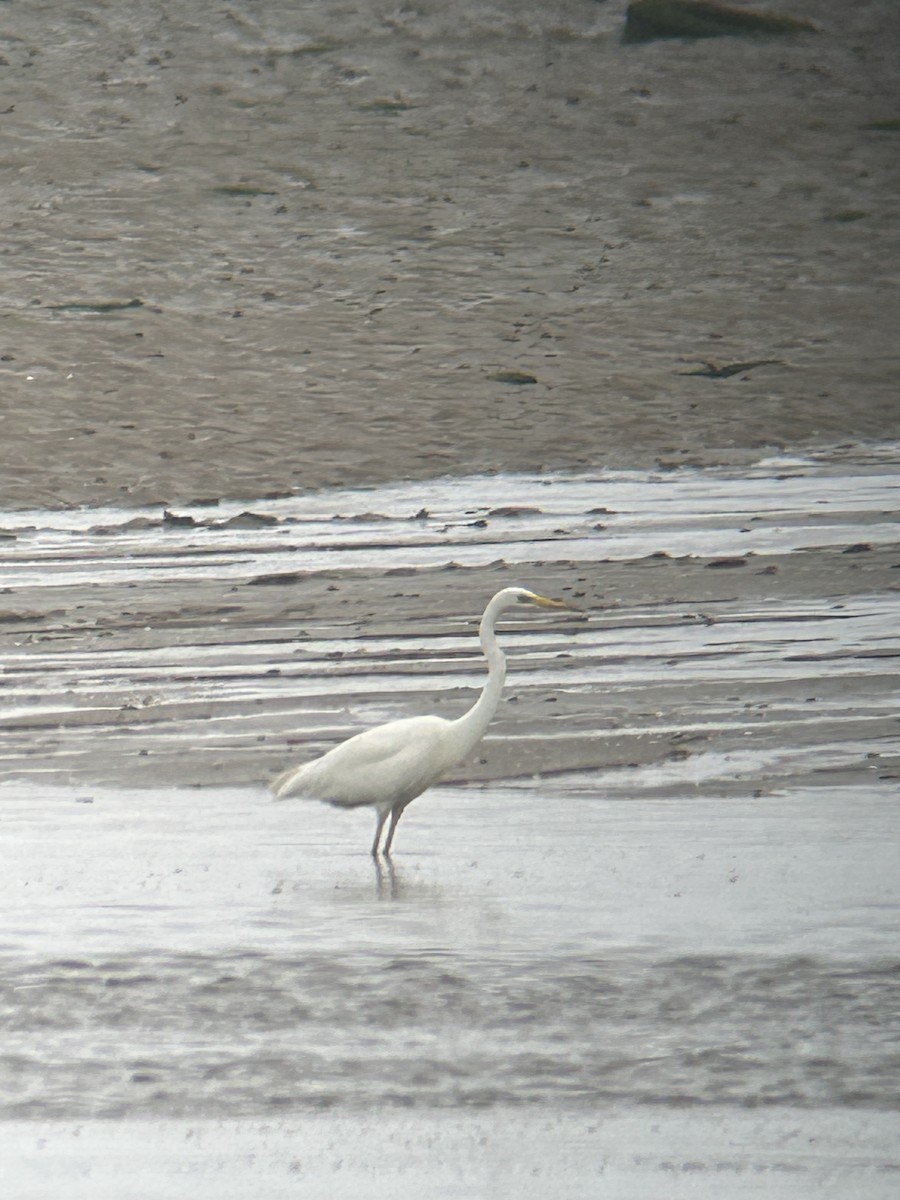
[2,780,898,1122]
[7,1109,899,1200]
[4,450,900,588]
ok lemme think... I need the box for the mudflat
[0,0,898,510]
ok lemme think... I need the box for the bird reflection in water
[373,852,400,899]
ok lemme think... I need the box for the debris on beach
[681,359,782,378]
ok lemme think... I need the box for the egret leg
[383,803,406,856]
[371,806,390,857]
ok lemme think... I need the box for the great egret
[271,586,571,855]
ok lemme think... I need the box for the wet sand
[0,0,899,510]
[3,452,900,792]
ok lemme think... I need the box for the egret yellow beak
[530,593,573,610]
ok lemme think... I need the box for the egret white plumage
[271,586,571,855]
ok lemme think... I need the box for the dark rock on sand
[488,371,539,385]
[623,0,816,44]
[216,511,281,530]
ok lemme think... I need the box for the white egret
[271,586,571,855]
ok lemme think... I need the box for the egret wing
[272,715,453,808]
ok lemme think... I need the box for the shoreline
[3,451,898,793]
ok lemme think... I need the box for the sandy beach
[1,0,899,1195]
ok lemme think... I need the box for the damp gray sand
[0,0,898,511]
[2,451,899,791]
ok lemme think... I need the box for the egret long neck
[451,597,508,755]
